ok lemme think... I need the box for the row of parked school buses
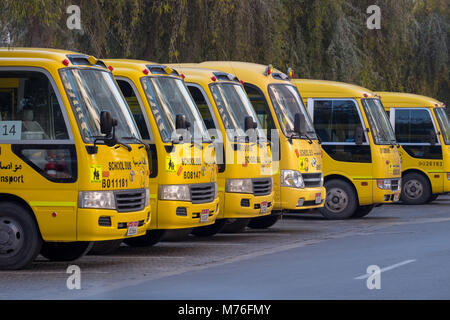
[0,48,448,269]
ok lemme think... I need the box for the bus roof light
[62,59,70,66]
[108,65,114,71]
[211,76,217,82]
[265,64,273,76]
[143,68,149,75]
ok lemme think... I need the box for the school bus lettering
[102,177,129,189]
[108,161,132,170]
[0,175,24,184]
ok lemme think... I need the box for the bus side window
[0,71,75,183]
[0,72,69,141]
[313,99,366,143]
[394,109,434,144]
[117,80,150,140]
[187,85,216,130]
[244,84,276,140]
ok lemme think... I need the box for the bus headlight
[281,170,305,188]
[377,179,392,190]
[79,191,116,209]
[159,185,191,201]
[226,179,253,194]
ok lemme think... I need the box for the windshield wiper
[121,136,150,150]
[114,140,132,152]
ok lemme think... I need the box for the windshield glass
[141,76,210,143]
[435,108,450,145]
[268,84,316,139]
[210,83,265,139]
[362,99,396,145]
[60,68,140,143]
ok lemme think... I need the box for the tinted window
[313,100,366,143]
[395,109,435,143]
[117,80,150,140]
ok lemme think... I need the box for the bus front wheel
[88,239,123,255]
[40,241,92,261]
[0,202,42,270]
[248,214,281,229]
[123,230,165,247]
[191,219,226,237]
[319,179,358,220]
[401,173,431,205]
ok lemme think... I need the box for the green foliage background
[0,0,448,104]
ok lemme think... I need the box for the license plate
[394,193,400,202]
[127,221,139,236]
[200,209,209,223]
[260,201,268,213]
[315,193,322,204]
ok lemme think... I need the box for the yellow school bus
[168,66,274,233]
[103,60,220,244]
[293,79,402,219]
[378,92,449,204]
[0,48,151,269]
[197,62,325,225]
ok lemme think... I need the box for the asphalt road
[1,195,449,300]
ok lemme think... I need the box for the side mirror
[355,126,364,145]
[100,111,114,136]
[294,113,306,135]
[430,129,437,146]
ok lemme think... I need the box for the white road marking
[354,259,417,280]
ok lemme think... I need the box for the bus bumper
[151,197,220,230]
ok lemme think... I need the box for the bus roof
[0,47,107,70]
[103,59,183,79]
[197,61,291,88]
[292,79,377,99]
[168,64,240,86]
[377,92,445,110]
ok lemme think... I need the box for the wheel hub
[0,218,24,256]
[325,188,348,213]
[404,179,423,199]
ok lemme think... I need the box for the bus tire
[426,194,439,203]
[221,218,250,233]
[352,205,374,218]
[40,241,92,262]
[88,239,123,255]
[401,173,431,205]
[0,202,42,270]
[191,219,227,237]
[123,230,165,247]
[162,228,193,242]
[319,179,358,220]
[247,214,281,229]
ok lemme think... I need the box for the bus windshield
[435,108,450,145]
[60,68,140,143]
[268,84,316,139]
[362,98,396,145]
[210,83,265,139]
[141,76,210,143]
